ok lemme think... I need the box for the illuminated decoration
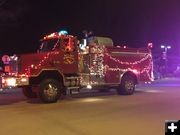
[63,54,75,64]
[31,64,34,68]
[148,42,153,49]
[105,52,152,65]
[90,45,105,54]
[4,77,16,87]
[131,69,139,74]
[79,44,153,82]
[43,31,70,40]
[4,65,10,72]
[43,32,59,39]
[24,51,55,72]
[123,46,127,48]
[89,44,153,80]
[64,37,75,52]
[105,64,151,74]
[86,84,92,89]
[22,51,60,77]
[90,53,104,77]
[89,45,105,77]
[59,30,68,35]
[103,54,153,80]
[20,78,28,82]
[24,33,76,72]
[43,32,76,53]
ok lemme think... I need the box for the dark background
[0,0,180,55]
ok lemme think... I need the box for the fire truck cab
[1,31,153,103]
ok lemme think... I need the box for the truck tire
[22,86,37,98]
[117,75,135,95]
[39,79,62,103]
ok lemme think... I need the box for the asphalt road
[0,77,180,135]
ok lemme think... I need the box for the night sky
[0,0,180,55]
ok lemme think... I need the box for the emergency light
[59,30,68,35]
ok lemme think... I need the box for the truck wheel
[117,75,135,95]
[39,79,62,103]
[22,86,37,98]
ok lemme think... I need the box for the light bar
[59,30,68,35]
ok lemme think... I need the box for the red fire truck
[1,31,154,103]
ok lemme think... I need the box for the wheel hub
[44,84,58,98]
[125,80,134,90]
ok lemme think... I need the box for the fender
[119,70,138,84]
[29,69,66,85]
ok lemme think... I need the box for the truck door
[49,36,78,74]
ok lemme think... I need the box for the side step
[66,86,80,95]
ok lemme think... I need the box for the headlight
[3,78,16,87]
[20,78,28,82]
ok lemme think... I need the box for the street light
[160,45,171,59]
[161,45,171,50]
[160,45,171,77]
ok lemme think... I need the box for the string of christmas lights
[25,51,59,74]
[105,52,152,65]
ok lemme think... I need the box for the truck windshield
[40,38,59,52]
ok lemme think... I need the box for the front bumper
[1,76,29,88]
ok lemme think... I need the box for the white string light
[105,52,152,65]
